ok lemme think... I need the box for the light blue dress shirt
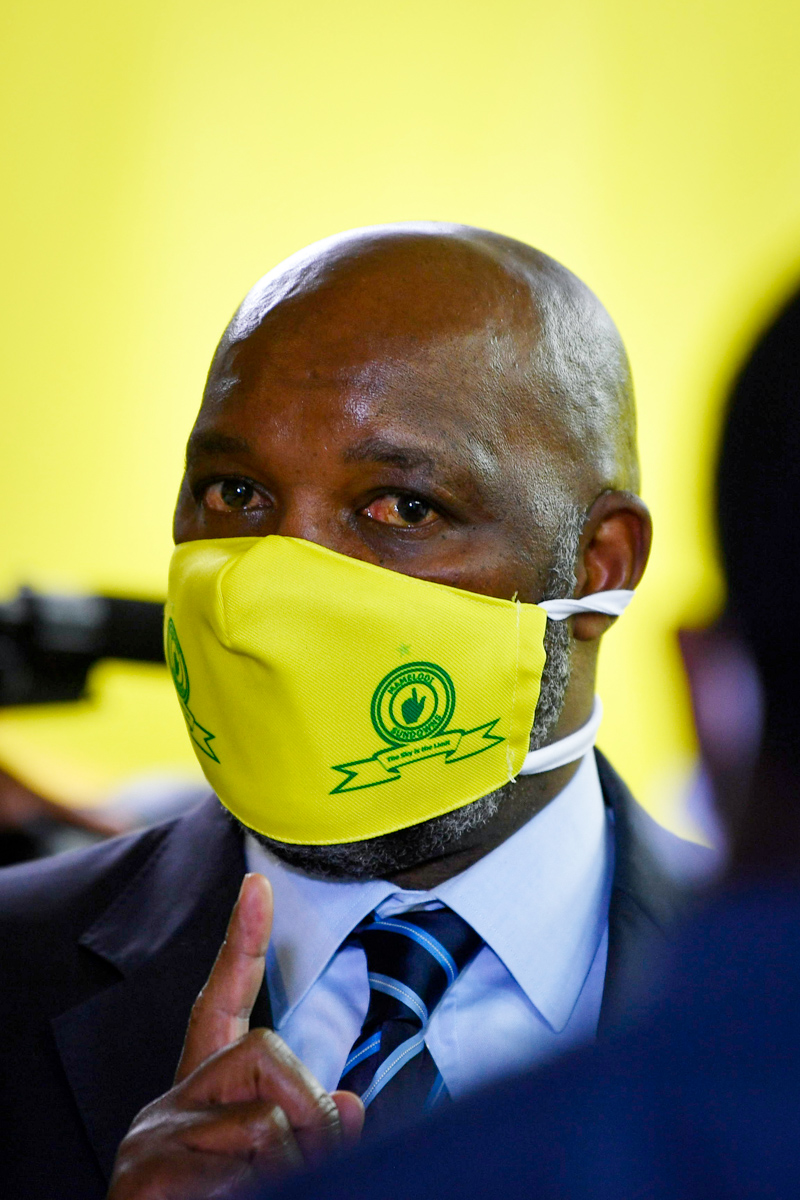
[246,751,613,1099]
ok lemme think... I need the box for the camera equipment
[0,587,165,707]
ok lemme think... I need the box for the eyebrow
[185,431,252,467]
[185,429,442,474]
[342,436,437,471]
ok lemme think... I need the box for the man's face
[172,262,581,879]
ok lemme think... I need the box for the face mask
[165,536,632,845]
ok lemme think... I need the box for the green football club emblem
[166,618,219,762]
[371,662,456,745]
[331,659,503,793]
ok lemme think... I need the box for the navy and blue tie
[338,907,482,1137]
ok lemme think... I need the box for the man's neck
[386,757,583,889]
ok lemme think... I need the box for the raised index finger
[176,872,273,1083]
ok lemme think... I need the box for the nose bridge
[274,483,348,554]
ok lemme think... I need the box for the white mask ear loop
[517,588,634,776]
[518,696,604,775]
[538,588,634,621]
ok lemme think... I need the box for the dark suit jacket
[0,754,707,1198]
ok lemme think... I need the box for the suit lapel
[596,750,690,1034]
[52,796,272,1182]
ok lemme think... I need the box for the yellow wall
[2,0,799,825]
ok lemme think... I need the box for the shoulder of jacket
[596,749,716,931]
[0,819,172,931]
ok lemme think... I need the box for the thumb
[176,872,273,1082]
[331,1090,365,1144]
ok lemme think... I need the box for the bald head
[210,222,639,513]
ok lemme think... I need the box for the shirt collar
[431,752,611,1031]
[245,839,396,1027]
[246,751,610,1034]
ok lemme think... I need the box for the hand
[107,873,364,1199]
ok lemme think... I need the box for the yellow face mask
[165,535,630,845]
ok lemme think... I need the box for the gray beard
[240,509,583,881]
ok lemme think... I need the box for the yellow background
[2,0,799,830]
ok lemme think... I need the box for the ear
[572,490,652,641]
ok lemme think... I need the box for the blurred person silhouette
[262,281,800,1200]
[679,283,800,872]
[0,225,710,1200]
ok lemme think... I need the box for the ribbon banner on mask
[165,618,220,763]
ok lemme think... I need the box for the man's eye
[202,479,265,511]
[361,494,438,527]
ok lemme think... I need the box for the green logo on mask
[166,618,220,763]
[166,618,191,703]
[331,660,503,792]
[371,662,455,745]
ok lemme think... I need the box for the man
[269,280,800,1200]
[0,223,705,1200]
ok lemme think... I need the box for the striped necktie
[338,907,482,1137]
